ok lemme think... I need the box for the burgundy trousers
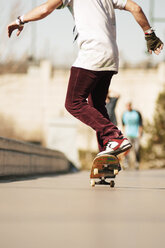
[65,67,123,151]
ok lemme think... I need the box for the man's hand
[124,0,164,55]
[145,32,164,55]
[8,22,24,38]
[7,0,63,38]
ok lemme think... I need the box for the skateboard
[90,154,120,187]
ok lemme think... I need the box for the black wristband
[16,16,28,25]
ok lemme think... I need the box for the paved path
[0,169,165,248]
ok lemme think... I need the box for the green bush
[143,88,165,163]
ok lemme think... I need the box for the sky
[0,0,165,67]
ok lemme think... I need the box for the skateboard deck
[90,154,120,187]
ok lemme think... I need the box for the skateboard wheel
[110,180,115,188]
[114,169,119,175]
[94,168,99,175]
[90,179,95,187]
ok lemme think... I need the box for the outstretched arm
[8,0,63,37]
[124,0,163,55]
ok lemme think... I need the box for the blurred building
[0,60,165,167]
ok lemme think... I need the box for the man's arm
[124,0,163,55]
[137,111,143,126]
[8,0,63,37]
[138,126,143,137]
[137,110,143,137]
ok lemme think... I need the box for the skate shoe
[97,137,132,156]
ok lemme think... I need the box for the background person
[106,90,120,126]
[122,102,143,169]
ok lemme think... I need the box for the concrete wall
[0,136,70,178]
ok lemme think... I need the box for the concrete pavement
[0,169,165,248]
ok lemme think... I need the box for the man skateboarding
[7,0,163,157]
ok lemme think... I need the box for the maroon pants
[65,67,123,151]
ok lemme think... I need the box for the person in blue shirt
[122,102,143,169]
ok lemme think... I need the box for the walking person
[7,0,163,156]
[122,102,143,169]
[106,90,120,126]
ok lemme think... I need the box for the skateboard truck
[90,178,115,187]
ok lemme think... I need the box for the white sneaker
[97,137,132,156]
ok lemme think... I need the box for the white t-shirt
[61,0,127,72]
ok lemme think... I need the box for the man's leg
[124,137,134,169]
[87,70,117,151]
[65,67,131,155]
[134,137,140,169]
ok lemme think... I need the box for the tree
[143,87,165,167]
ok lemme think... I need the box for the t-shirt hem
[115,0,127,9]
[121,0,127,9]
[61,0,71,7]
[72,64,118,73]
